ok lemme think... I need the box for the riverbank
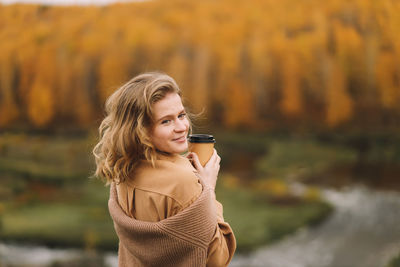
[0,132,332,255]
[0,242,117,267]
[2,184,399,267]
[2,130,400,266]
[230,185,400,267]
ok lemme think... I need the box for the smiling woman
[150,93,190,155]
[92,72,236,266]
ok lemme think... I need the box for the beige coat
[115,154,236,266]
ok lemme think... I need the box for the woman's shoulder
[127,154,202,207]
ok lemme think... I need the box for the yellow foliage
[70,56,97,126]
[224,78,255,128]
[167,52,188,92]
[0,0,399,129]
[27,81,55,127]
[84,229,99,251]
[188,46,211,113]
[280,53,303,116]
[98,50,130,103]
[26,46,56,127]
[221,174,241,189]
[303,187,321,202]
[0,46,19,126]
[376,52,399,109]
[334,22,363,59]
[326,60,354,127]
[254,178,289,197]
[0,100,19,127]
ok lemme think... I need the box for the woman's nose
[174,119,187,132]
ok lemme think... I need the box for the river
[230,185,400,267]
[1,185,400,267]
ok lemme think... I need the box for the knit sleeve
[215,200,224,222]
[206,200,237,266]
[109,182,220,267]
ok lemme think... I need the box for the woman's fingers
[188,152,203,171]
[205,149,220,167]
[205,150,216,167]
[188,149,221,191]
[215,150,221,164]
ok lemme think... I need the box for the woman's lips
[173,136,186,142]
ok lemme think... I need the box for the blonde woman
[93,72,236,266]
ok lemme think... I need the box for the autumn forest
[0,0,399,131]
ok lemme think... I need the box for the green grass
[2,202,116,249]
[0,176,332,253]
[0,132,95,182]
[0,178,117,250]
[0,158,87,182]
[216,181,332,253]
[387,253,400,267]
[0,132,333,253]
[1,130,400,255]
[0,132,116,250]
[254,138,357,179]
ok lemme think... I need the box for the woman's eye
[178,113,186,119]
[161,120,170,125]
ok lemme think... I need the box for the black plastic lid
[188,134,216,143]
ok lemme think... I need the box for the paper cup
[188,134,216,166]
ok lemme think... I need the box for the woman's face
[150,92,190,154]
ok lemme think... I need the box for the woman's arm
[188,150,237,266]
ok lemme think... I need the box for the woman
[93,72,236,266]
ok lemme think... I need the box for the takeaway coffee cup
[188,134,216,166]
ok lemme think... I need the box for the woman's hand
[188,149,221,191]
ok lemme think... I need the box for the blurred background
[0,0,400,266]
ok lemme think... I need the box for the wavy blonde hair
[92,72,188,184]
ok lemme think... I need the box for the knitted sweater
[108,181,220,266]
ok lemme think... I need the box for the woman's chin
[174,144,188,154]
